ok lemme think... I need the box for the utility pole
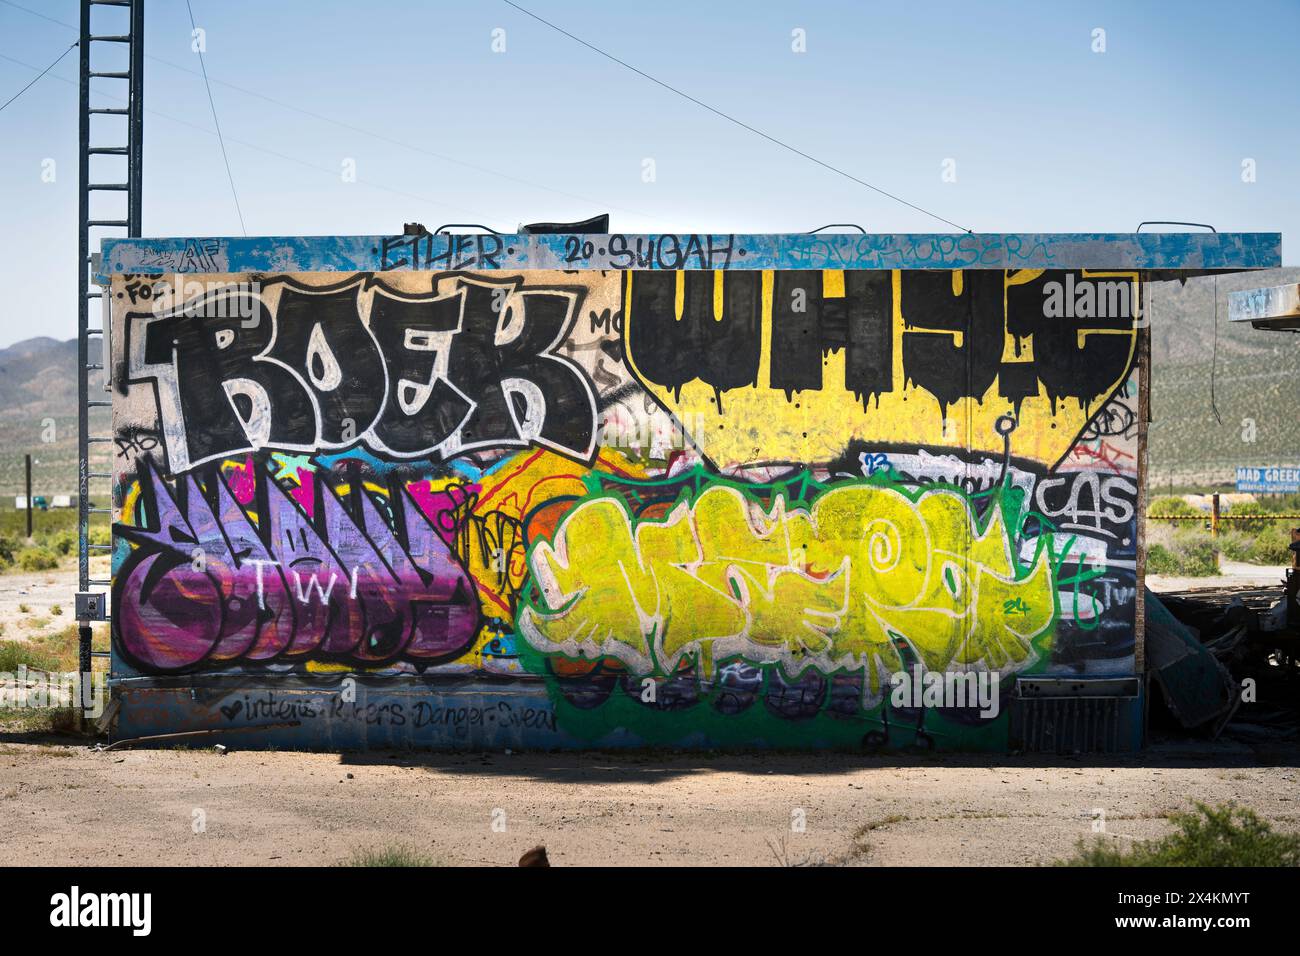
[24,453,32,538]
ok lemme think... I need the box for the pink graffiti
[406,480,479,549]
[224,454,256,504]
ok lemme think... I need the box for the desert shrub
[1056,803,1300,867]
[1219,524,1296,566]
[1147,529,1218,576]
[1218,530,1254,562]
[1172,529,1219,575]
[342,845,443,867]
[0,640,58,673]
[15,547,59,572]
[1147,544,1181,575]
[1248,524,1296,565]
[45,528,78,556]
[1256,492,1300,514]
[12,624,103,673]
[1149,496,1202,518]
[1224,500,1272,534]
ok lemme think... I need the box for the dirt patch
[0,556,110,645]
[1147,560,1290,594]
[0,740,1296,866]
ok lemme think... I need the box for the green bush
[46,528,78,556]
[1147,544,1181,575]
[1256,492,1300,514]
[1218,525,1296,565]
[15,547,60,572]
[1056,803,1300,867]
[1224,500,1271,533]
[1218,530,1254,562]
[1147,530,1218,576]
[1248,525,1296,565]
[1173,529,1219,575]
[0,510,111,554]
[1149,496,1202,518]
[0,640,59,673]
[1179,543,1219,576]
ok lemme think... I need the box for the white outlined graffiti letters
[127,275,599,473]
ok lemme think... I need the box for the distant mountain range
[0,336,109,500]
[1147,268,1300,488]
[0,337,80,413]
[1,267,1296,496]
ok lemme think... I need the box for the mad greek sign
[1236,466,1300,494]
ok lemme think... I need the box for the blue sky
[0,0,1296,348]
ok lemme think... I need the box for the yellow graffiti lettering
[519,481,1057,692]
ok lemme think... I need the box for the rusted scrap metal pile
[1147,543,1300,742]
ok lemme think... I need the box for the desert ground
[0,555,111,644]
[1,740,1297,866]
[1146,559,1292,594]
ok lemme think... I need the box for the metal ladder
[77,0,143,681]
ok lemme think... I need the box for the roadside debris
[1150,552,1300,744]
[1145,590,1239,735]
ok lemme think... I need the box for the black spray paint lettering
[379,233,506,272]
[410,699,558,732]
[626,270,1136,413]
[127,275,599,473]
[771,270,893,401]
[602,234,735,270]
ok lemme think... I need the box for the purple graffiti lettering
[114,460,479,672]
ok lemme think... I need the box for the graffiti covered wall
[108,256,1145,750]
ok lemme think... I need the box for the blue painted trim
[96,232,1281,281]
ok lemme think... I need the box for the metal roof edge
[95,231,1282,283]
[1228,282,1300,330]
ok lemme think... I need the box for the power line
[0,0,670,228]
[143,64,666,227]
[1209,275,1223,426]
[500,0,974,234]
[6,0,973,234]
[0,50,516,223]
[0,38,75,113]
[184,0,246,236]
